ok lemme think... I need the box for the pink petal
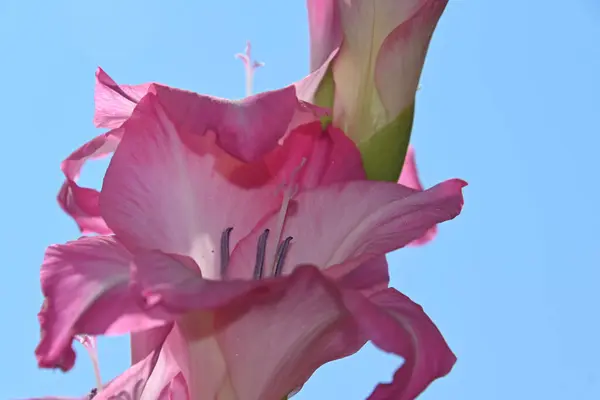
[94,67,152,129]
[36,236,165,371]
[307,0,343,71]
[96,325,180,400]
[100,94,284,279]
[57,131,122,234]
[228,178,466,281]
[149,83,323,163]
[100,96,341,279]
[336,256,390,296]
[150,265,365,400]
[343,288,456,400]
[398,146,437,246]
[375,0,448,117]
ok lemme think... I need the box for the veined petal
[36,236,165,371]
[343,288,455,400]
[57,130,122,234]
[100,94,283,279]
[398,146,437,246]
[94,67,152,129]
[228,178,466,280]
[375,0,448,117]
[154,266,365,400]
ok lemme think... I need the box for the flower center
[220,158,306,280]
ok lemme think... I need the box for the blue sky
[1,0,599,399]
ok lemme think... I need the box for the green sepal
[312,66,335,128]
[358,104,415,182]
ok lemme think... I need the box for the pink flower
[58,68,324,235]
[297,0,448,183]
[37,84,466,399]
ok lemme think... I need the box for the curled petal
[57,131,122,234]
[343,288,455,400]
[35,236,165,371]
[398,146,437,246]
[228,178,466,280]
[94,67,152,129]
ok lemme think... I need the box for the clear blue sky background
[1,0,599,399]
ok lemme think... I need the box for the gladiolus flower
[36,82,465,399]
[297,0,448,182]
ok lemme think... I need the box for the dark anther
[88,388,98,399]
[253,229,270,280]
[273,236,293,277]
[220,227,234,276]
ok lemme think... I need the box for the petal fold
[36,236,164,371]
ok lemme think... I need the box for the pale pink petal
[36,236,165,371]
[96,326,180,400]
[343,288,455,400]
[228,178,466,280]
[399,146,437,246]
[155,266,365,400]
[57,131,122,234]
[100,94,283,279]
[94,67,152,129]
[307,0,343,71]
[294,48,338,103]
[375,0,448,117]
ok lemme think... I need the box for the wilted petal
[399,146,437,246]
[36,236,165,371]
[344,288,455,400]
[57,131,122,234]
[94,67,152,129]
[375,0,448,117]
[228,178,466,280]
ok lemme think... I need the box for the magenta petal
[94,68,151,129]
[36,236,165,371]
[398,146,438,246]
[57,131,122,234]
[336,256,390,296]
[344,289,455,400]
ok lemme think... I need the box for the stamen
[253,229,270,280]
[270,158,306,274]
[273,236,293,277]
[76,335,102,394]
[87,388,98,399]
[220,227,234,276]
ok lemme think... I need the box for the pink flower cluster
[30,1,465,399]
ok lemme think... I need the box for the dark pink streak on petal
[343,288,455,400]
